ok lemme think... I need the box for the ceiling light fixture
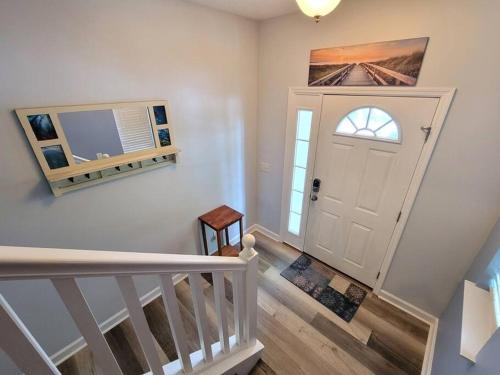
[296,0,341,23]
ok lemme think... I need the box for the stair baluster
[0,295,61,375]
[52,278,123,375]
[0,233,262,375]
[189,272,214,363]
[117,275,165,375]
[213,271,230,353]
[158,273,193,373]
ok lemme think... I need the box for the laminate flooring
[58,232,430,375]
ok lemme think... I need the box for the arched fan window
[336,107,400,142]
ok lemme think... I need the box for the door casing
[279,86,455,294]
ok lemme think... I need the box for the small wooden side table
[198,205,244,256]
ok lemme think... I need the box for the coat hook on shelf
[128,163,133,168]
[84,173,90,179]
[115,166,121,171]
[152,158,157,162]
[162,155,167,160]
[68,177,74,183]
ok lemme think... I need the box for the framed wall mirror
[16,100,178,196]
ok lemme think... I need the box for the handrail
[0,246,247,279]
[72,155,90,163]
[0,234,261,374]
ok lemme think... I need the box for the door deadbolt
[311,178,321,201]
[312,178,321,192]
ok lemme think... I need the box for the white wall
[0,0,258,368]
[257,0,500,316]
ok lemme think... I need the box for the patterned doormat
[280,254,367,322]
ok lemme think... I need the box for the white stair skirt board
[147,336,264,375]
[50,273,187,365]
[461,280,500,362]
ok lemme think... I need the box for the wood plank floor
[58,232,429,375]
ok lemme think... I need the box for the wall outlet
[259,161,271,173]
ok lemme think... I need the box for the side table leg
[216,230,222,256]
[225,227,230,246]
[239,219,243,251]
[201,222,208,256]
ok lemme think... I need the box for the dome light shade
[296,0,341,22]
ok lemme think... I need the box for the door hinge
[396,211,402,222]
[420,126,432,142]
[376,271,381,279]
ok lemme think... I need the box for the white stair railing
[0,234,261,375]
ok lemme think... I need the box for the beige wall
[257,0,500,316]
[0,0,258,366]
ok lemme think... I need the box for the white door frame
[279,86,456,294]
[279,94,323,250]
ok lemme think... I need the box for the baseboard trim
[228,223,281,246]
[378,290,438,375]
[422,316,438,375]
[228,224,258,246]
[50,273,187,365]
[249,224,281,242]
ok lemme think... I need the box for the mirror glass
[59,107,155,164]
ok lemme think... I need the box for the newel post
[239,234,258,346]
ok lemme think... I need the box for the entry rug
[280,254,367,322]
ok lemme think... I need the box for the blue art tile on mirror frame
[41,145,69,169]
[158,129,171,147]
[153,106,168,125]
[28,114,58,141]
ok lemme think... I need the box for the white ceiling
[184,0,299,20]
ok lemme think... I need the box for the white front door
[304,95,439,287]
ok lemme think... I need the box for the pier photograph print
[308,37,429,86]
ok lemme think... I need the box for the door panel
[344,222,372,267]
[305,95,439,287]
[324,142,353,201]
[317,211,340,250]
[356,149,395,213]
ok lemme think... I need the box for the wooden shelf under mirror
[16,100,178,196]
[45,146,179,182]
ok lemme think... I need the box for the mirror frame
[16,100,178,196]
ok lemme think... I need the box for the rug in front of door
[281,254,367,322]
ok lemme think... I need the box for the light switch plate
[259,162,271,173]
